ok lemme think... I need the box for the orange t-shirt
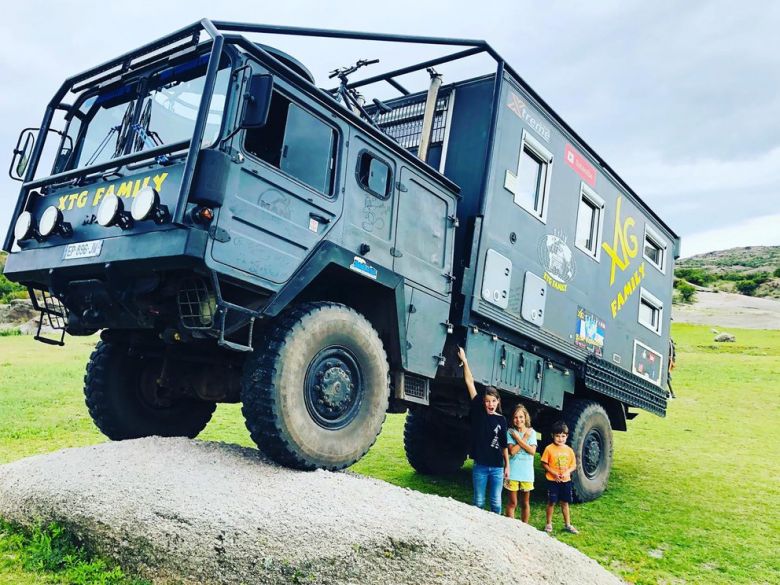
[541,443,576,481]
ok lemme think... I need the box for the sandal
[544,524,553,534]
[563,524,579,534]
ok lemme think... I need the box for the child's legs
[520,490,531,523]
[505,486,518,518]
[561,501,571,525]
[545,501,554,525]
[487,466,503,514]
[472,464,488,509]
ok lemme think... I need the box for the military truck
[3,20,678,501]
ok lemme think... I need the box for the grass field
[1,323,779,584]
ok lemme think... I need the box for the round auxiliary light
[131,186,158,221]
[14,211,33,242]
[38,205,62,237]
[97,193,122,227]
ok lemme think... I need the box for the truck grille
[402,374,430,405]
[374,90,452,150]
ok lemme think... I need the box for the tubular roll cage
[3,19,678,253]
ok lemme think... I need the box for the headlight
[38,206,62,237]
[131,187,158,221]
[97,193,122,227]
[14,211,33,242]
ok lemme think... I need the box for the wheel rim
[582,428,604,479]
[304,345,363,430]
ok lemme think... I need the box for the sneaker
[544,524,553,534]
[563,524,579,534]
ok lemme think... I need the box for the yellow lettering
[132,179,142,195]
[76,190,88,208]
[58,195,67,210]
[623,280,632,299]
[117,181,133,198]
[104,185,115,198]
[152,172,169,192]
[67,193,79,210]
[602,196,639,285]
[92,187,106,207]
[616,292,625,311]
[611,299,618,318]
[639,262,646,279]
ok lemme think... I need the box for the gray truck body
[2,21,678,496]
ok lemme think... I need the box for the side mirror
[9,129,36,181]
[240,74,273,129]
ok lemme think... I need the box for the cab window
[244,92,337,196]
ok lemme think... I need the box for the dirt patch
[673,291,780,329]
[0,438,622,585]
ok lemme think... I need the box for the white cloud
[681,214,780,258]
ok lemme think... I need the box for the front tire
[563,399,613,502]
[84,341,216,440]
[404,408,468,474]
[241,302,389,470]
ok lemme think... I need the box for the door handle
[309,213,331,225]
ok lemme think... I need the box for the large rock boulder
[0,438,621,585]
[0,299,36,325]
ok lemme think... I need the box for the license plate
[62,239,103,261]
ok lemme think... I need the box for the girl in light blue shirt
[504,404,537,522]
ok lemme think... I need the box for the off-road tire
[404,408,468,474]
[84,341,216,440]
[241,302,389,470]
[563,399,613,502]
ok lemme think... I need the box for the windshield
[63,54,230,171]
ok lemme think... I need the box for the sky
[0,0,778,258]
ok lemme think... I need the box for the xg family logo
[602,197,646,318]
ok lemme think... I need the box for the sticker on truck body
[349,256,378,280]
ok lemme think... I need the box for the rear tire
[563,399,613,502]
[84,341,216,440]
[241,302,389,470]
[404,408,468,474]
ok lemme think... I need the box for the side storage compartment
[465,328,574,409]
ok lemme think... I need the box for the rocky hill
[675,245,780,299]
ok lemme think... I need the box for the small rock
[713,332,736,342]
[647,548,664,559]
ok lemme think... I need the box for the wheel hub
[583,430,603,478]
[320,367,354,409]
[305,347,363,430]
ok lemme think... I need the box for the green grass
[0,521,149,584]
[1,324,779,584]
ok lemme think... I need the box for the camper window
[638,288,663,335]
[643,225,667,273]
[244,93,337,196]
[505,130,553,222]
[575,184,605,260]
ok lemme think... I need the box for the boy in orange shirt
[540,420,579,535]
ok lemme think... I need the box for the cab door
[209,79,342,287]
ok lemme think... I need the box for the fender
[262,240,408,369]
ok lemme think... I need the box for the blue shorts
[547,480,573,503]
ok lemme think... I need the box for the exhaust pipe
[417,68,443,163]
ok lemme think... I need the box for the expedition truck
[3,21,678,501]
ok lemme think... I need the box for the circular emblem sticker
[537,234,576,291]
